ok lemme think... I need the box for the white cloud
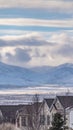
[49,33,73,44]
[0,0,73,13]
[0,18,73,28]
[0,32,73,67]
[0,34,52,47]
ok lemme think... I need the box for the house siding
[40,101,51,130]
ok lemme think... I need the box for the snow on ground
[0,86,73,105]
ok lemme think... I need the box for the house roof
[16,102,42,116]
[57,96,73,109]
[0,105,24,123]
[44,98,54,108]
[16,104,31,115]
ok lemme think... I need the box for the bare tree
[26,94,41,130]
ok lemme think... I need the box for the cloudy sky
[0,0,73,68]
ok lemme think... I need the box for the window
[21,116,26,126]
[40,115,45,125]
[47,115,50,125]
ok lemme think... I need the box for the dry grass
[0,123,20,130]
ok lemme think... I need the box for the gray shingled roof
[57,96,73,109]
[17,102,42,115]
[44,98,54,108]
[0,105,24,124]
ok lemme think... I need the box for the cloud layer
[0,18,73,27]
[6,48,31,63]
[0,32,73,67]
[0,34,51,47]
[0,0,73,68]
[0,0,73,13]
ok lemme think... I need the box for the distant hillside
[0,62,41,87]
[0,62,73,88]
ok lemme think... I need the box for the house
[0,105,24,124]
[15,95,73,130]
[40,98,54,130]
[50,96,73,129]
[16,102,42,130]
[1,95,73,130]
[66,106,73,129]
[16,98,54,130]
[16,104,31,129]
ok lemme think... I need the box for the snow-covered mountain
[0,62,73,88]
[0,62,42,87]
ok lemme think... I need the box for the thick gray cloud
[49,33,73,58]
[57,44,73,58]
[0,40,6,47]
[6,48,31,63]
[0,36,52,47]
[0,32,73,67]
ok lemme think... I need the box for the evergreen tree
[50,113,68,130]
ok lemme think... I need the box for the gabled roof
[16,104,31,115]
[44,98,54,108]
[16,102,42,116]
[0,105,24,123]
[57,96,73,109]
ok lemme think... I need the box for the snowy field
[0,86,73,105]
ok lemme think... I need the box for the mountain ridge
[0,62,73,88]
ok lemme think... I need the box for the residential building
[0,105,24,124]
[50,96,73,129]
[40,98,54,130]
[16,98,54,130]
[0,95,73,130]
[16,102,42,130]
